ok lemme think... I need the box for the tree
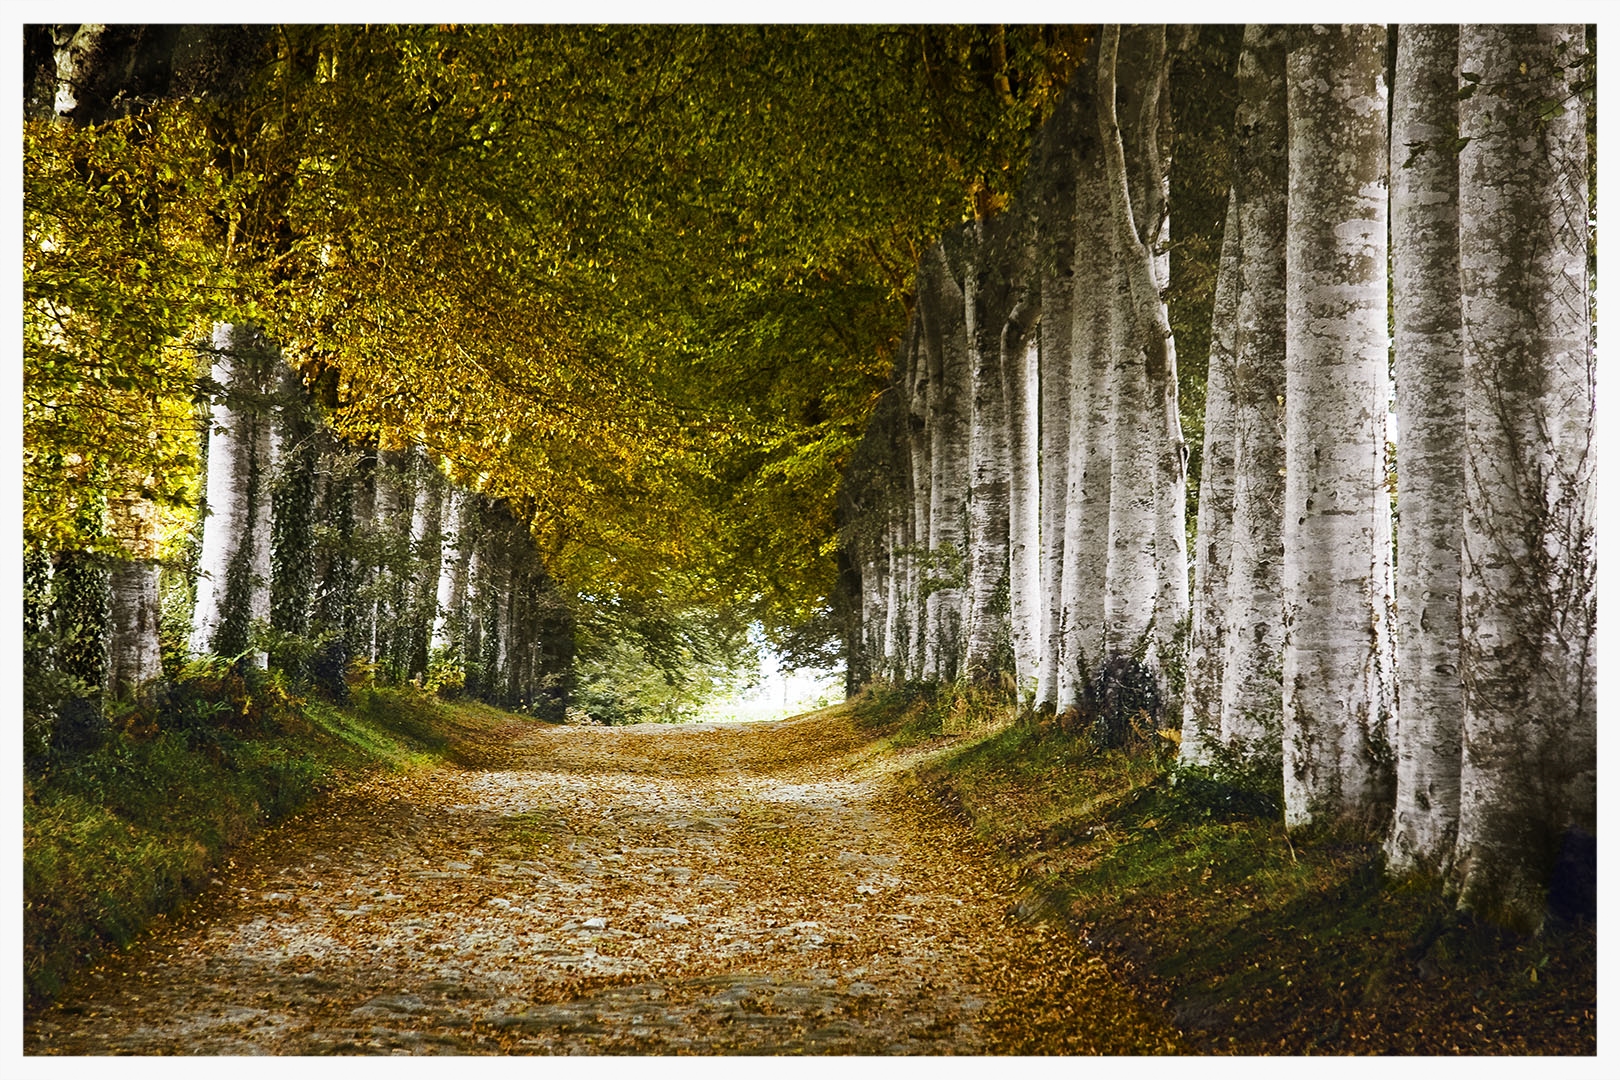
[1096,25,1189,705]
[1218,24,1289,760]
[1451,23,1595,928]
[1179,185,1241,763]
[1280,24,1396,830]
[188,324,281,666]
[1386,24,1465,874]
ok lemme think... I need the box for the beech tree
[1096,25,1189,700]
[188,325,280,666]
[1451,23,1595,927]
[1386,24,1465,874]
[1280,24,1396,829]
[1179,186,1241,764]
[1219,24,1288,759]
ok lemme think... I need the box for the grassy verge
[855,683,1597,1055]
[23,671,475,1007]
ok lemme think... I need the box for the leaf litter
[25,703,1178,1055]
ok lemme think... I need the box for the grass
[855,683,1598,1055]
[22,676,470,1007]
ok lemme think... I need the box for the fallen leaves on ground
[25,703,1178,1055]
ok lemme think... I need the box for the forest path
[26,705,1176,1055]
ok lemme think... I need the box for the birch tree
[959,219,1016,685]
[918,238,972,682]
[1451,23,1595,927]
[1220,24,1289,758]
[189,324,281,665]
[1180,186,1241,764]
[1034,89,1082,710]
[1056,84,1114,710]
[1097,25,1189,701]
[1386,24,1465,874]
[1280,24,1396,829]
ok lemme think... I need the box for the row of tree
[27,319,575,759]
[25,25,1085,736]
[839,24,1594,928]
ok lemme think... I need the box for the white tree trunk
[1001,274,1042,699]
[431,485,467,652]
[1097,26,1188,692]
[107,560,162,695]
[50,23,105,121]
[1180,186,1242,764]
[1451,23,1594,927]
[1035,183,1075,709]
[106,489,163,696]
[1281,25,1397,829]
[1220,24,1290,757]
[905,327,934,680]
[189,322,279,664]
[920,240,971,682]
[1056,104,1114,708]
[1386,24,1466,875]
[960,221,1014,686]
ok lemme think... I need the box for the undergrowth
[23,668,470,1007]
[855,685,1597,1055]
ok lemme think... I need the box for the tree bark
[1386,23,1465,875]
[1220,24,1289,758]
[959,220,1015,686]
[1056,86,1113,709]
[919,239,971,682]
[189,323,280,665]
[1180,185,1241,764]
[1097,25,1188,699]
[1451,23,1595,928]
[1281,24,1397,830]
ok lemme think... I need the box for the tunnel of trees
[23,23,1595,932]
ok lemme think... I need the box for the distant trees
[842,22,1595,928]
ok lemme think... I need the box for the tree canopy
[25,25,1086,655]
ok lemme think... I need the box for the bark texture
[1452,23,1595,927]
[1281,25,1396,830]
[1220,24,1289,757]
[189,323,281,664]
[1179,186,1241,764]
[1097,25,1188,697]
[1386,24,1466,875]
[919,239,972,682]
[1056,90,1114,709]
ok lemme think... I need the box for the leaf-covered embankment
[857,685,1598,1054]
[23,674,474,1006]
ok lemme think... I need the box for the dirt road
[25,706,1177,1055]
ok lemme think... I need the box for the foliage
[876,692,1595,1054]
[570,595,760,724]
[23,103,235,558]
[23,670,465,1006]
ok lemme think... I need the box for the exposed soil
[25,705,1177,1055]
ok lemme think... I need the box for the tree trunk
[1056,89,1114,710]
[1034,107,1077,709]
[431,485,468,653]
[960,217,1019,687]
[189,323,279,665]
[1451,23,1595,929]
[1179,186,1241,764]
[1220,24,1289,758]
[407,449,443,678]
[919,239,971,682]
[1386,23,1466,875]
[1281,24,1396,830]
[1097,25,1188,701]
[105,488,163,698]
[904,325,933,681]
[997,215,1042,699]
